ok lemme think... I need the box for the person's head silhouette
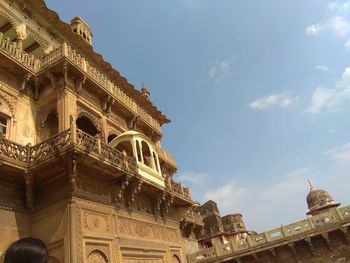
[3,237,48,263]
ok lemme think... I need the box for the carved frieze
[117,217,180,244]
[76,177,109,201]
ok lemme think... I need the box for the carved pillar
[69,200,77,263]
[288,243,301,263]
[15,24,27,50]
[131,138,139,162]
[56,64,77,131]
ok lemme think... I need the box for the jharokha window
[0,114,8,137]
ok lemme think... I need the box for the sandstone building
[0,0,203,262]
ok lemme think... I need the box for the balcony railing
[183,209,204,226]
[157,146,177,168]
[0,33,39,73]
[0,128,136,175]
[187,205,350,263]
[0,129,192,201]
[0,38,161,134]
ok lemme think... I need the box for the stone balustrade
[157,146,177,168]
[0,40,161,134]
[184,209,204,226]
[0,129,191,201]
[188,205,350,263]
[0,32,39,73]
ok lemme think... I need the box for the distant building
[197,200,251,249]
[188,185,350,263]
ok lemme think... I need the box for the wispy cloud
[209,55,235,82]
[316,64,332,73]
[306,16,350,37]
[325,142,350,164]
[202,168,312,231]
[249,92,299,110]
[205,180,249,208]
[328,1,350,13]
[306,66,350,114]
[178,172,208,184]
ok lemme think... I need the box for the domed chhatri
[306,180,340,216]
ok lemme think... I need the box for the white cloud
[325,142,350,164]
[328,1,350,13]
[178,172,208,184]
[306,16,350,37]
[306,67,350,114]
[209,55,235,81]
[202,168,311,232]
[205,180,248,208]
[306,23,323,35]
[249,92,299,110]
[316,64,332,73]
[345,38,350,50]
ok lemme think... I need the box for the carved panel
[76,176,110,201]
[83,211,110,233]
[117,217,180,244]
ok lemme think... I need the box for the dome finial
[308,179,314,190]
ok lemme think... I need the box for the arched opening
[141,141,152,168]
[0,98,12,139]
[136,140,142,162]
[41,111,58,141]
[87,250,107,263]
[0,16,44,58]
[205,242,213,248]
[115,140,133,157]
[107,133,117,143]
[172,255,181,263]
[76,116,98,137]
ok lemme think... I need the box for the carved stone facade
[0,1,197,262]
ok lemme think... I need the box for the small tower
[141,84,151,101]
[306,180,340,216]
[70,16,93,45]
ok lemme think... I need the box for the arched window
[107,133,117,143]
[41,111,58,141]
[115,140,133,157]
[141,141,152,168]
[172,255,181,263]
[76,116,98,137]
[0,99,12,139]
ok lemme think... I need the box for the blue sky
[46,0,350,232]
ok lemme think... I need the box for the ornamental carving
[87,250,107,263]
[83,212,110,233]
[0,87,17,118]
[117,217,180,244]
[77,107,101,132]
[135,223,152,239]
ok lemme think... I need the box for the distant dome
[306,185,340,216]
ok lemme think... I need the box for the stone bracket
[74,75,86,94]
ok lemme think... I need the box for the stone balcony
[0,126,192,204]
[0,34,162,135]
[187,205,350,263]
